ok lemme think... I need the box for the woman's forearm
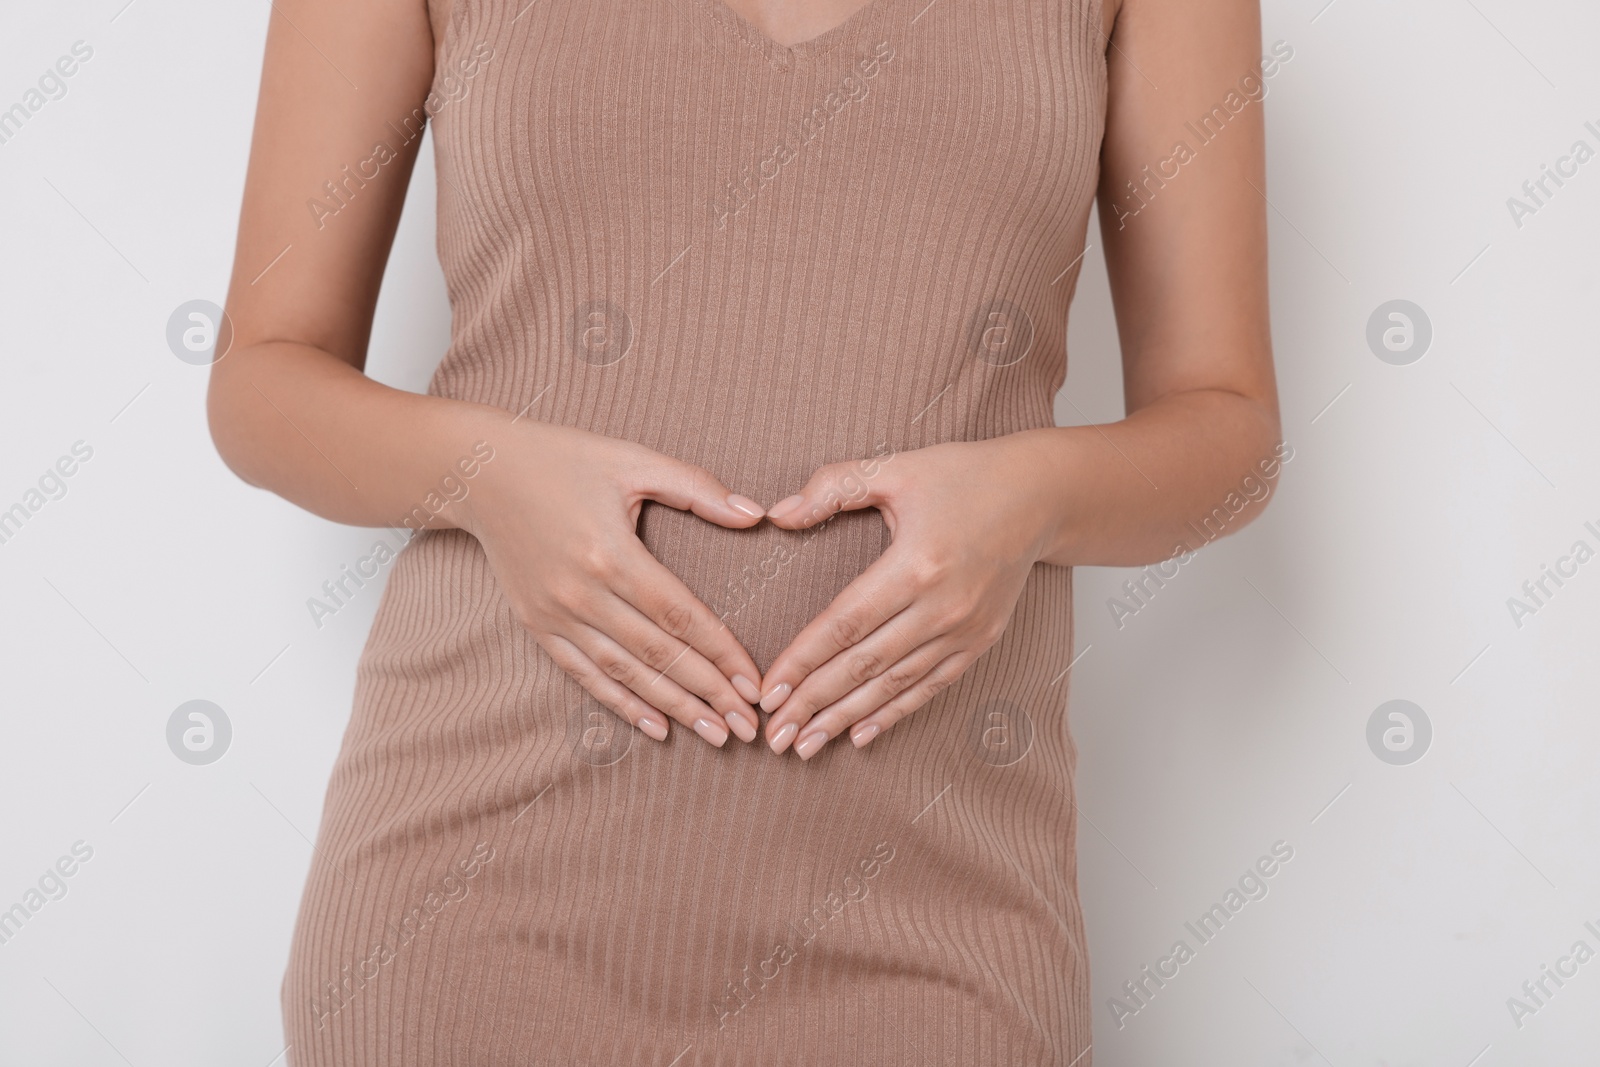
[207,343,508,534]
[1023,388,1284,569]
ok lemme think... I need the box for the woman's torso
[284,0,1107,1062]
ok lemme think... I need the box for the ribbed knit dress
[282,0,1106,1062]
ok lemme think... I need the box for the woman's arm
[209,0,767,746]
[210,0,463,522]
[757,0,1282,754]
[1034,0,1281,567]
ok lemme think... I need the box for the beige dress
[283,0,1105,1061]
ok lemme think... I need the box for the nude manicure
[731,674,761,704]
[760,682,792,713]
[794,730,828,760]
[851,723,879,747]
[767,494,805,521]
[725,711,757,743]
[769,721,798,755]
[726,493,764,518]
[639,715,669,742]
[694,717,729,747]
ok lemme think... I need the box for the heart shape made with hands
[642,436,1042,763]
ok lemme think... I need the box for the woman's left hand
[758,432,1059,758]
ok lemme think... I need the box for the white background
[2,1,1597,1064]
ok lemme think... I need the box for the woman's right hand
[455,419,766,747]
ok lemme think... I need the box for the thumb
[765,457,892,530]
[627,451,765,529]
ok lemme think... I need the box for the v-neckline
[690,0,900,70]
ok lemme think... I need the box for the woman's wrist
[998,427,1093,569]
[397,399,521,539]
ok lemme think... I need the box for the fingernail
[795,730,828,760]
[760,682,792,713]
[768,494,805,521]
[694,717,728,747]
[731,674,761,703]
[639,715,669,742]
[770,721,798,755]
[851,722,879,747]
[725,711,757,743]
[726,493,764,518]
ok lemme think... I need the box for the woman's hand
[457,420,768,747]
[756,433,1059,758]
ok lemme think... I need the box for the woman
[210,0,1279,1060]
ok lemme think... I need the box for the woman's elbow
[205,362,265,489]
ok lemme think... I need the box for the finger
[627,449,765,530]
[784,634,956,755]
[804,649,976,759]
[759,552,915,720]
[611,543,764,703]
[764,457,893,531]
[537,634,671,742]
[593,592,760,741]
[762,597,943,751]
[572,625,731,747]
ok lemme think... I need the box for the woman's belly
[319,521,1084,1062]
[636,498,891,672]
